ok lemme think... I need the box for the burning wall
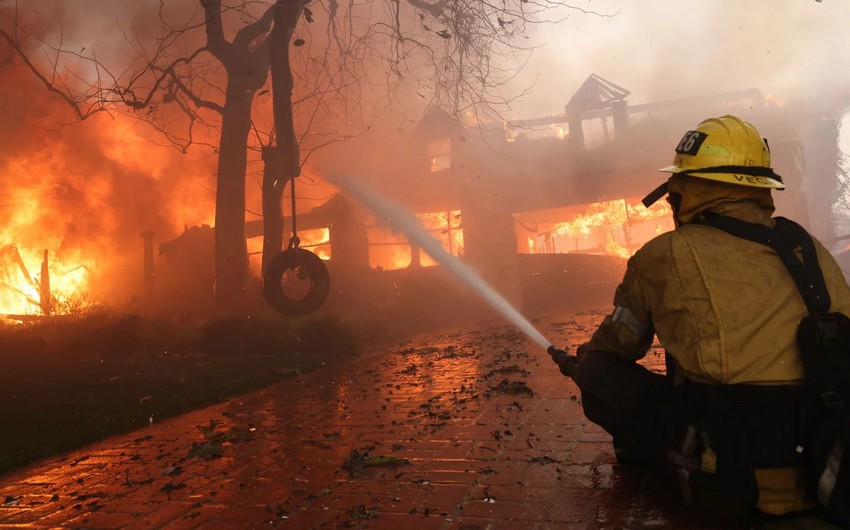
[0,61,216,316]
[515,198,674,259]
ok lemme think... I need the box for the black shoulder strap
[701,216,850,438]
[696,214,831,315]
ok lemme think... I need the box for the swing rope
[288,173,300,249]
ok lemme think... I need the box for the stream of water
[334,176,553,351]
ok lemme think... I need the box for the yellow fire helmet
[642,115,784,207]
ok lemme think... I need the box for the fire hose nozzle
[548,345,578,378]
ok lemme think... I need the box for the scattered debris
[188,440,223,461]
[484,364,530,378]
[303,439,332,449]
[492,379,534,396]
[3,495,22,506]
[350,504,377,520]
[529,455,561,465]
[162,466,183,477]
[342,447,410,477]
[482,488,496,503]
[187,419,255,460]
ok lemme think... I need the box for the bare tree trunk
[213,78,255,311]
[204,0,275,313]
[262,0,304,273]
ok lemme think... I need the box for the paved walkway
[0,311,743,529]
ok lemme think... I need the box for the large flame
[0,74,217,316]
[519,198,673,259]
[367,210,464,270]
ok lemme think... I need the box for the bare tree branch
[0,26,98,120]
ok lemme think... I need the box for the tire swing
[263,173,330,317]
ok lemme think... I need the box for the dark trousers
[572,350,673,465]
[571,351,831,526]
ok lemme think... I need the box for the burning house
[0,75,828,320]
[224,74,828,321]
[7,74,836,323]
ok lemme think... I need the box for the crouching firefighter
[549,115,850,527]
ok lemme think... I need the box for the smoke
[513,1,850,117]
[831,115,850,241]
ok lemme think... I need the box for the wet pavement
[0,311,746,529]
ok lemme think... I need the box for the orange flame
[0,99,216,316]
[299,228,331,260]
[521,198,673,259]
[367,210,463,270]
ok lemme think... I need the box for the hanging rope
[288,172,300,249]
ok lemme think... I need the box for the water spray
[333,176,573,369]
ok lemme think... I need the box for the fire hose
[548,346,579,377]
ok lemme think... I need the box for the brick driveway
[0,311,744,529]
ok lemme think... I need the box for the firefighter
[549,115,850,527]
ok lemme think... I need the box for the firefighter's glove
[548,345,578,378]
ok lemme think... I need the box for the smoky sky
[513,1,850,117]
[10,1,850,117]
